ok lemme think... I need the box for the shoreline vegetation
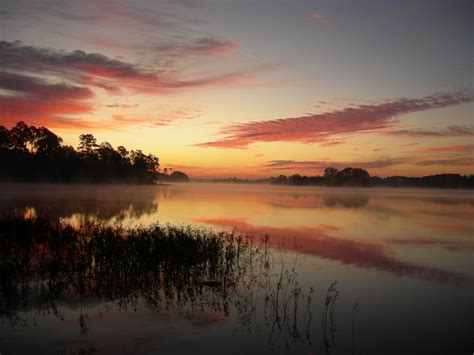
[0,121,189,184]
[1,121,472,188]
[212,171,474,189]
[0,215,317,350]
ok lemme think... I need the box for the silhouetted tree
[78,133,98,156]
[9,121,34,152]
[324,167,338,178]
[0,126,11,149]
[334,167,370,187]
[289,174,304,185]
[0,122,165,184]
[34,127,63,156]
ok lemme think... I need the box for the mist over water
[0,183,473,354]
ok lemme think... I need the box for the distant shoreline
[1,180,473,190]
[196,180,474,189]
[207,172,474,189]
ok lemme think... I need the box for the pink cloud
[261,159,406,172]
[0,97,94,128]
[259,155,474,174]
[195,90,474,149]
[157,107,203,121]
[109,107,203,128]
[424,144,474,153]
[319,140,345,147]
[0,71,95,127]
[0,41,250,95]
[106,103,139,108]
[0,41,254,128]
[386,125,474,137]
[418,223,474,234]
[308,11,323,20]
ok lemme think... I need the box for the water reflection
[1,183,473,354]
[0,184,158,222]
[1,183,473,286]
[194,217,473,286]
[323,194,369,208]
[323,281,339,353]
[0,216,318,352]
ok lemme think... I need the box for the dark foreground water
[0,183,473,354]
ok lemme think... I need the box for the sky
[0,0,473,178]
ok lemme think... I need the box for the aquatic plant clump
[0,215,315,349]
[0,216,255,315]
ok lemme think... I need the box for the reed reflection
[0,216,319,351]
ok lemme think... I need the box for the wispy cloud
[45,0,196,29]
[0,40,253,127]
[424,144,474,153]
[414,157,474,167]
[195,90,474,149]
[105,103,139,108]
[319,140,345,147]
[76,35,238,59]
[1,41,248,93]
[109,107,203,127]
[261,159,407,172]
[155,38,238,57]
[386,125,474,137]
[0,71,93,101]
[0,71,94,126]
[260,155,474,173]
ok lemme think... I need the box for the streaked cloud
[415,157,474,167]
[261,159,406,172]
[260,155,474,173]
[105,103,139,108]
[0,41,248,94]
[155,38,238,57]
[386,125,474,137]
[0,71,93,100]
[195,90,474,149]
[0,40,253,127]
[109,107,203,127]
[417,223,474,234]
[424,144,474,152]
[0,71,94,126]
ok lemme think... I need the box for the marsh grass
[0,215,317,351]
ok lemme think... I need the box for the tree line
[0,121,188,184]
[214,167,474,188]
[214,167,372,187]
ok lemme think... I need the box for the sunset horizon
[1,1,473,354]
[1,1,472,179]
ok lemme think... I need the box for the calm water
[0,183,473,354]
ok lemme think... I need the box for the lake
[0,183,473,354]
